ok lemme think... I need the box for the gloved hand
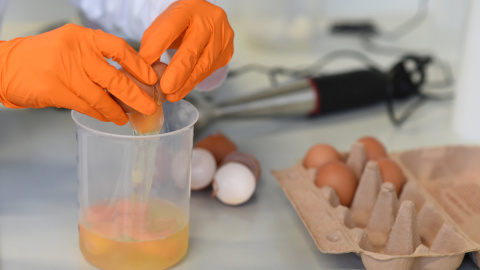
[139,0,234,102]
[0,23,158,125]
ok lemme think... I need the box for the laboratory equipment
[71,99,198,270]
[188,54,451,132]
[187,68,387,132]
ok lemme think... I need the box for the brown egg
[357,136,388,160]
[115,62,167,113]
[114,62,168,134]
[196,132,237,165]
[303,143,343,169]
[375,157,405,196]
[315,161,358,206]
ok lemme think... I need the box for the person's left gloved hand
[0,23,158,125]
[139,0,234,102]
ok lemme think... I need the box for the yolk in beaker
[128,102,165,135]
[79,199,188,270]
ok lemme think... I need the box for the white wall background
[3,0,77,22]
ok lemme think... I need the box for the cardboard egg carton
[272,145,480,270]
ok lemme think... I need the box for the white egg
[191,148,217,190]
[213,162,256,205]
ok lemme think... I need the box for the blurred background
[214,0,468,114]
[2,1,480,269]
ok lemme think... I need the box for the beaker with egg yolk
[72,99,198,270]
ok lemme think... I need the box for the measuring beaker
[72,100,198,270]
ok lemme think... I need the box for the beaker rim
[71,99,199,139]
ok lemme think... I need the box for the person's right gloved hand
[139,0,234,102]
[0,23,158,125]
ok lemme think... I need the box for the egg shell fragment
[191,148,217,190]
[196,132,237,165]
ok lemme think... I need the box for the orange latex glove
[0,24,158,125]
[139,0,234,102]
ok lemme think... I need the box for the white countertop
[1,1,480,269]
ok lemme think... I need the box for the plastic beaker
[72,100,198,270]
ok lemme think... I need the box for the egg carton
[272,145,480,270]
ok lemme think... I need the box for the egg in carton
[272,144,480,270]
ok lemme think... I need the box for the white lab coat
[0,0,226,91]
[69,0,178,42]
